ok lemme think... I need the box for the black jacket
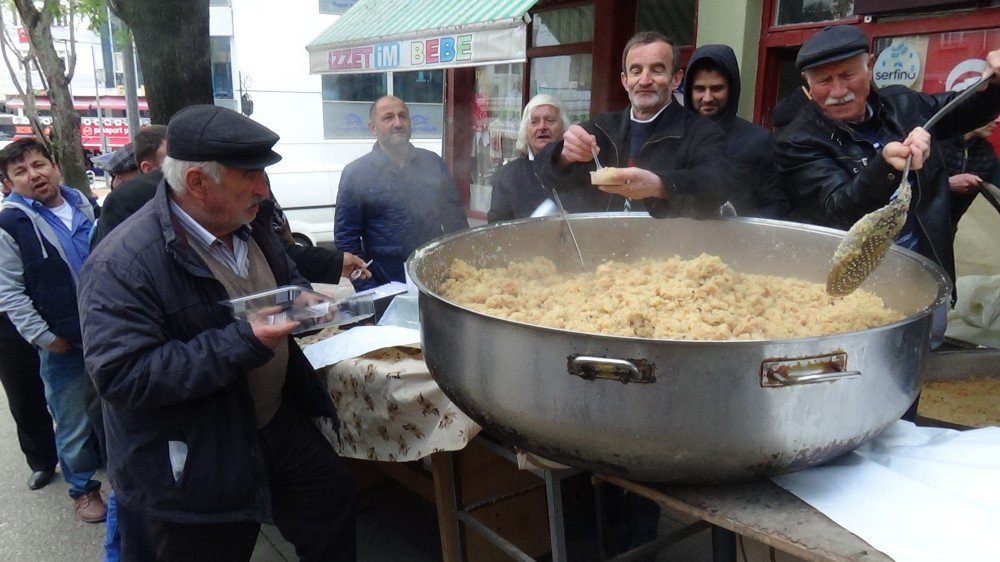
[940,133,999,228]
[91,170,162,248]
[488,157,548,222]
[536,101,733,219]
[79,180,337,523]
[776,83,1000,285]
[684,45,788,218]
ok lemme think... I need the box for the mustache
[248,196,265,209]
[825,91,856,106]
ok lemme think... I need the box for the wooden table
[593,474,894,562]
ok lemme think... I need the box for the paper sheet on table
[302,325,421,369]
[772,421,1000,562]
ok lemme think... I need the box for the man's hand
[883,127,931,172]
[560,125,598,165]
[949,173,983,194]
[595,167,667,200]
[341,252,371,280]
[251,319,299,349]
[46,337,73,354]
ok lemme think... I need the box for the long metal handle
[551,189,585,270]
[923,74,991,130]
[923,347,1000,382]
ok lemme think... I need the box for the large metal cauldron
[407,215,949,482]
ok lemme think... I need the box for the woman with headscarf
[487,94,571,222]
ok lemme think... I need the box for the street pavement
[0,363,439,562]
[0,387,104,561]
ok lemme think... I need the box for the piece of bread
[590,167,625,186]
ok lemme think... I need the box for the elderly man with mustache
[776,25,1000,295]
[79,105,355,561]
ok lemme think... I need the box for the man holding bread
[536,31,733,218]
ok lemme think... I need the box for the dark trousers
[148,402,356,562]
[0,338,57,472]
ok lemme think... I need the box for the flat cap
[167,104,281,169]
[796,25,869,72]
[104,144,138,175]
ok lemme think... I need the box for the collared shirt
[6,188,92,274]
[169,199,252,277]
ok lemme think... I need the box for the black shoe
[27,469,56,490]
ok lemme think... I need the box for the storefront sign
[12,115,152,150]
[873,41,921,89]
[310,25,526,74]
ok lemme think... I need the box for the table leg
[431,452,463,562]
[711,526,737,562]
[544,470,568,562]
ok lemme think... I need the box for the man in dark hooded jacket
[684,44,788,218]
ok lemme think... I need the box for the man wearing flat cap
[79,105,356,561]
[104,143,141,190]
[776,25,1000,293]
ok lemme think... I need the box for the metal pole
[90,44,108,154]
[114,8,141,138]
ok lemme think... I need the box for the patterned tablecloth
[303,327,481,462]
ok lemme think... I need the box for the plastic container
[225,286,375,334]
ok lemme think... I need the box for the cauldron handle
[761,353,861,387]
[567,355,656,384]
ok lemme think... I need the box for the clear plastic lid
[225,285,375,334]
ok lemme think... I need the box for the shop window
[467,64,525,213]
[322,73,387,139]
[532,5,595,47]
[319,0,357,14]
[530,54,592,125]
[775,0,854,26]
[636,0,697,47]
[872,29,1000,94]
[872,29,1000,154]
[321,71,443,139]
[392,70,445,139]
[210,37,234,100]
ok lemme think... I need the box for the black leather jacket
[776,83,1000,284]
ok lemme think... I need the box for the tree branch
[65,0,77,83]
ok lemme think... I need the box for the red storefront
[754,0,1000,153]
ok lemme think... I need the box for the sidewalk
[0,376,441,562]
[0,388,104,561]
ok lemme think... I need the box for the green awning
[307,0,539,74]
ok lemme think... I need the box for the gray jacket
[0,188,96,347]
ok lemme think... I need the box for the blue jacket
[335,142,468,290]
[79,180,337,524]
[0,188,98,347]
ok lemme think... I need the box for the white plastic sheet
[772,421,1000,562]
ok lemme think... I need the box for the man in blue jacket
[0,138,106,522]
[79,105,355,561]
[335,95,468,291]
